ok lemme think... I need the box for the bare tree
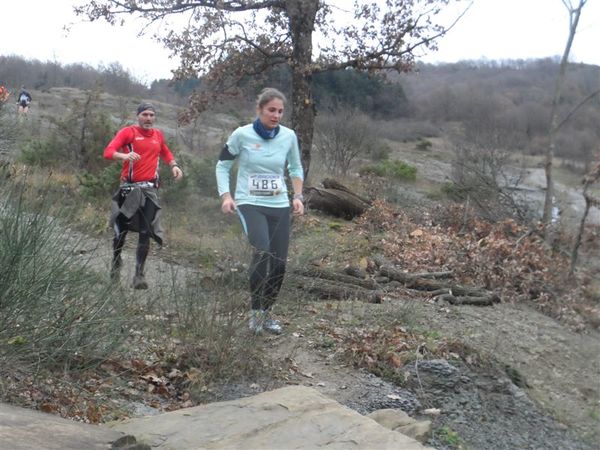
[315,109,376,176]
[543,0,588,229]
[448,140,531,223]
[76,0,465,179]
[570,158,600,273]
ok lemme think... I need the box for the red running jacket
[104,125,175,183]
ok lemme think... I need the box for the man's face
[137,110,156,129]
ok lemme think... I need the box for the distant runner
[0,85,9,104]
[16,86,32,116]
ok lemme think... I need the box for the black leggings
[237,204,291,311]
[112,196,158,275]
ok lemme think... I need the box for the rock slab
[111,385,432,449]
[0,402,124,450]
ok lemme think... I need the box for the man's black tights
[112,200,157,278]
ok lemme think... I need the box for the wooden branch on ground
[379,265,453,285]
[435,294,500,306]
[293,267,379,289]
[343,265,368,279]
[288,275,383,303]
[290,255,500,307]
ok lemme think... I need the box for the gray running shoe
[262,312,282,335]
[249,310,265,334]
[132,274,149,290]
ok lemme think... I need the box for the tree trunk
[543,0,586,230]
[287,0,319,182]
[436,294,500,306]
[306,186,370,219]
[78,93,93,169]
[570,162,600,273]
[322,178,372,205]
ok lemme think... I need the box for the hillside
[1,65,599,449]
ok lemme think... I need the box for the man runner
[104,102,183,289]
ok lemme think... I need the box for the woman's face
[257,98,284,130]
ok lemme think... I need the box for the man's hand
[118,152,141,162]
[171,165,183,181]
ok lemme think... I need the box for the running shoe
[262,312,282,335]
[132,274,148,290]
[249,310,265,334]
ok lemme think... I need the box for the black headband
[137,102,156,115]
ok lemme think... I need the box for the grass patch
[435,426,463,448]
[0,181,131,370]
[359,159,417,181]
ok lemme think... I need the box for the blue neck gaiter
[253,118,280,140]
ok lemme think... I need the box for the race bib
[249,174,283,196]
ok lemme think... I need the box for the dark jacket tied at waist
[109,185,164,246]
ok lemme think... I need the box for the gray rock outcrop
[111,385,433,449]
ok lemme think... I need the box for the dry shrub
[357,200,593,329]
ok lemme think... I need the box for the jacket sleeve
[286,131,304,180]
[215,128,241,196]
[104,127,133,160]
[158,130,175,164]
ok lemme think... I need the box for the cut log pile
[289,256,500,307]
[297,180,500,306]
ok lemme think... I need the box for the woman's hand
[292,198,304,216]
[221,193,236,214]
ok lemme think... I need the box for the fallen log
[343,265,368,280]
[293,267,378,290]
[321,178,372,205]
[305,184,370,219]
[435,294,500,306]
[288,275,383,303]
[290,253,500,306]
[379,265,453,285]
[378,263,500,304]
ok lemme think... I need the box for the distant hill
[2,54,599,166]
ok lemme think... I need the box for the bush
[19,137,67,167]
[160,155,218,205]
[315,110,383,176]
[415,138,433,151]
[359,160,417,181]
[378,119,440,142]
[370,142,391,162]
[78,163,121,199]
[440,181,472,201]
[0,183,131,369]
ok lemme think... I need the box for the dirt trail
[84,228,598,449]
[260,298,599,450]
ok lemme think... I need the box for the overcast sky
[1,0,599,85]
